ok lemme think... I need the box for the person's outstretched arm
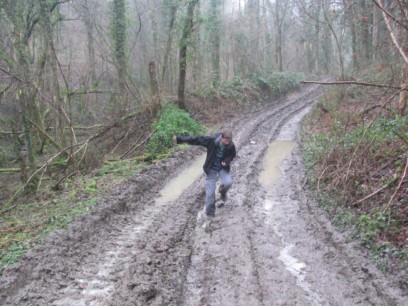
[173,135,213,147]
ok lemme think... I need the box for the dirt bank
[0,84,406,305]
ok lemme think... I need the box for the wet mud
[0,84,406,305]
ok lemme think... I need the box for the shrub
[146,103,204,157]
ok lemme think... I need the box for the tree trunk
[177,0,199,110]
[39,0,64,145]
[359,0,371,64]
[83,0,96,85]
[149,61,161,116]
[210,0,221,84]
[372,3,379,61]
[347,0,359,71]
[192,0,202,87]
[314,1,321,73]
[398,4,408,116]
[275,7,283,72]
[378,0,408,115]
[111,0,127,96]
[162,2,178,88]
[323,1,345,79]
[399,64,408,116]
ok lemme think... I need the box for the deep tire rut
[1,84,406,306]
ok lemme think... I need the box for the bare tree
[177,0,199,109]
[111,0,128,99]
[209,0,222,83]
[345,0,359,70]
[375,0,408,115]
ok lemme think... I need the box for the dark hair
[222,128,232,140]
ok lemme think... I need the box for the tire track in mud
[1,83,406,305]
[0,147,206,305]
[182,82,406,305]
[182,85,324,306]
[106,84,325,306]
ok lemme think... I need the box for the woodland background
[0,0,407,285]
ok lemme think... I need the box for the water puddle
[155,154,206,205]
[259,107,322,304]
[259,140,296,188]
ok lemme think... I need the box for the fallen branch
[0,143,83,213]
[0,168,20,173]
[301,80,401,90]
[67,90,116,97]
[26,117,62,151]
[352,179,397,206]
[120,129,156,160]
[1,124,118,212]
[383,156,408,212]
[393,130,408,147]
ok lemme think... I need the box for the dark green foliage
[0,242,28,272]
[147,103,204,157]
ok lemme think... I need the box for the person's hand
[221,161,226,166]
[172,135,177,145]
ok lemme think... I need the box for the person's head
[221,129,232,145]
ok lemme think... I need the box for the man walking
[173,129,236,217]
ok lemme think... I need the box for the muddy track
[1,84,406,306]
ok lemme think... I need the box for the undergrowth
[301,68,407,287]
[197,71,305,105]
[147,103,204,157]
[0,159,145,274]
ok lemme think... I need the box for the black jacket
[176,133,236,174]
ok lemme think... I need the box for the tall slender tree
[177,0,199,109]
[162,0,179,89]
[375,0,408,115]
[209,0,221,84]
[346,0,359,71]
[111,0,128,96]
[39,0,64,145]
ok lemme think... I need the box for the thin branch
[383,156,408,212]
[372,0,408,32]
[25,117,62,151]
[375,0,408,66]
[1,144,80,212]
[393,130,408,147]
[0,124,111,134]
[1,121,122,210]
[352,180,396,206]
[301,80,402,90]
[0,168,20,173]
[67,90,116,97]
[120,129,157,160]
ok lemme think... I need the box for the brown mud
[0,84,406,305]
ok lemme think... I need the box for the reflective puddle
[155,154,206,205]
[259,107,323,305]
[259,140,296,188]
